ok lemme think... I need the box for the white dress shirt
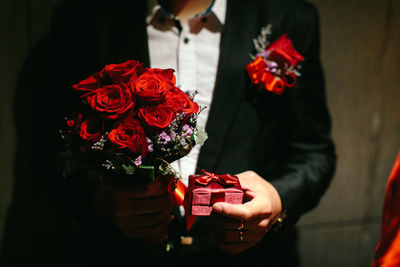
[146,0,227,186]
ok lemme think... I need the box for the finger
[136,215,173,237]
[211,212,242,230]
[212,217,270,243]
[120,214,174,239]
[215,239,251,255]
[252,217,270,232]
[212,213,270,233]
[212,202,250,221]
[235,171,259,191]
[243,190,256,202]
[116,204,173,228]
[113,176,170,200]
[212,195,271,222]
[214,228,263,243]
[114,193,172,216]
[114,202,173,236]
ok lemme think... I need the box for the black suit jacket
[8,0,336,266]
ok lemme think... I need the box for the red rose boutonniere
[246,25,304,95]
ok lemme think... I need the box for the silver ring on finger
[239,230,244,242]
[237,221,244,231]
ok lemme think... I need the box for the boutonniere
[246,25,304,95]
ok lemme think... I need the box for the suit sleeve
[269,4,337,224]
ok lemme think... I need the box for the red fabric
[246,57,285,95]
[169,179,197,231]
[372,150,400,267]
[170,179,186,207]
[266,34,305,66]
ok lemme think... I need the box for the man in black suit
[8,0,336,266]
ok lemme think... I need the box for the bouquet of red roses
[61,60,207,183]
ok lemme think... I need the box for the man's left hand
[211,171,282,255]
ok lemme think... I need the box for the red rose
[79,116,104,141]
[100,60,145,84]
[72,61,145,93]
[72,73,102,92]
[108,117,148,156]
[153,68,176,85]
[82,83,134,120]
[138,105,176,129]
[133,68,176,100]
[267,34,304,67]
[164,87,199,116]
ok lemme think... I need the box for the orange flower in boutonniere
[246,25,304,95]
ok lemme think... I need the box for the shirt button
[183,37,189,44]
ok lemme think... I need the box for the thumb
[213,194,271,221]
[212,201,252,221]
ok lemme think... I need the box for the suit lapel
[196,0,261,172]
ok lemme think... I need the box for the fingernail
[213,203,222,213]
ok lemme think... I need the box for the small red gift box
[188,171,244,216]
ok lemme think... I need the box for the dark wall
[0,0,65,265]
[298,0,400,266]
[1,0,399,266]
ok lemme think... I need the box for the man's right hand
[93,176,174,244]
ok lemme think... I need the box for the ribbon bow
[195,169,239,187]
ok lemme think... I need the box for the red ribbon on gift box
[195,169,239,187]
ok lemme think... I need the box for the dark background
[0,0,399,266]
